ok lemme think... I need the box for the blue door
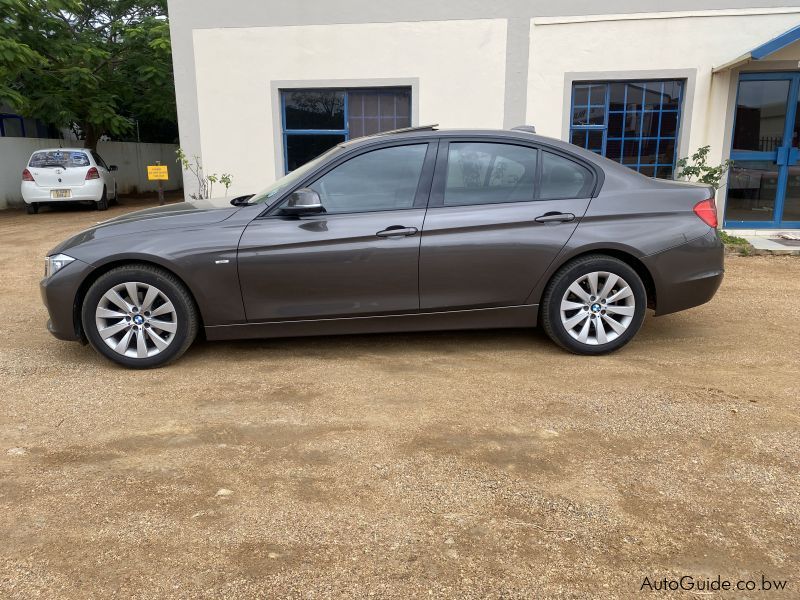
[725,72,800,228]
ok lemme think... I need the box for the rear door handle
[376,226,418,238]
[535,212,575,224]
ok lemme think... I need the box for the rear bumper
[643,228,724,316]
[39,258,95,342]
[22,180,104,203]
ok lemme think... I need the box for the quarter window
[309,144,427,214]
[570,80,684,179]
[444,142,538,206]
[539,152,593,200]
[281,87,412,173]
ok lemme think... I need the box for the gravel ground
[1,199,798,599]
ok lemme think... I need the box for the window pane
[656,166,673,179]
[347,89,411,139]
[2,117,24,137]
[608,83,626,111]
[573,85,590,106]
[572,107,588,126]
[725,161,779,222]
[286,134,345,172]
[605,139,622,161]
[625,83,645,111]
[309,144,427,213]
[733,80,790,152]
[284,91,345,130]
[571,130,587,148]
[540,152,592,200]
[640,139,658,165]
[782,165,800,223]
[587,107,605,125]
[659,112,678,137]
[622,140,640,165]
[607,112,624,137]
[444,142,538,206]
[642,82,663,110]
[587,130,603,153]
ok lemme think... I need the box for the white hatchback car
[21,148,118,214]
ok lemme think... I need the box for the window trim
[427,136,601,208]
[259,138,439,218]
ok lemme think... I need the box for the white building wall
[526,9,800,174]
[0,138,183,209]
[192,19,508,196]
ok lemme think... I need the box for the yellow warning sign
[147,165,169,180]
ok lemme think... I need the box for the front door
[725,72,800,228]
[237,142,434,322]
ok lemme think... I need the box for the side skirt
[204,304,539,341]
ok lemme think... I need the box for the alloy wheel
[95,281,178,358]
[559,271,635,345]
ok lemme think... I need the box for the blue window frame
[569,80,684,179]
[281,87,411,173]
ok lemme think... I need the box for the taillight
[693,197,718,228]
[85,167,100,180]
[22,168,34,182]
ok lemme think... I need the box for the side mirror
[281,188,324,215]
[108,165,118,172]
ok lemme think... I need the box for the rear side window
[444,142,537,206]
[309,144,427,214]
[91,151,109,170]
[29,150,90,168]
[539,152,593,200]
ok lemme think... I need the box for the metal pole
[156,160,164,206]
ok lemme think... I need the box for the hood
[48,197,242,256]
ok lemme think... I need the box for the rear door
[237,141,437,322]
[419,140,596,310]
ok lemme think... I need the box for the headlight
[45,254,75,278]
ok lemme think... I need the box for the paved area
[1,199,798,598]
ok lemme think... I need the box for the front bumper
[643,228,724,316]
[40,258,95,342]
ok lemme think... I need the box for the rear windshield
[29,150,90,169]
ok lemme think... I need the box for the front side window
[281,87,412,173]
[570,80,684,179]
[309,144,427,214]
[444,142,538,206]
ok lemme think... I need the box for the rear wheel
[541,255,646,355]
[82,265,198,368]
[26,202,39,214]
[96,187,109,211]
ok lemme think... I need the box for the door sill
[205,304,539,341]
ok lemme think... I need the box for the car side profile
[40,126,724,368]
[22,148,118,213]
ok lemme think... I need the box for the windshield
[29,150,90,169]
[248,145,343,205]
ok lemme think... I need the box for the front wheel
[541,255,647,355]
[82,265,198,368]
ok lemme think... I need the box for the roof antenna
[511,125,536,133]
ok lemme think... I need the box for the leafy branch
[176,148,233,199]
[675,145,732,190]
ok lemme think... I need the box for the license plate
[50,189,71,199]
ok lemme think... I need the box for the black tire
[82,264,199,368]
[26,202,39,214]
[96,187,109,211]
[541,255,647,355]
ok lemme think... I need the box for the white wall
[526,9,800,168]
[192,19,508,197]
[0,138,183,209]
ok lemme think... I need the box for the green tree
[0,0,176,149]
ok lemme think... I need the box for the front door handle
[535,212,575,224]
[376,226,418,238]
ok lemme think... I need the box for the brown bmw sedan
[40,126,723,368]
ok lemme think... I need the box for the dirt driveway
[1,199,798,598]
